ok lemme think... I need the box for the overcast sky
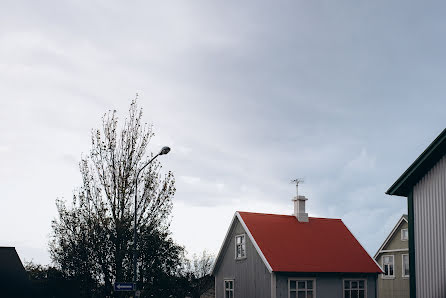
[1,1,445,265]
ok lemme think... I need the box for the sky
[0,0,445,265]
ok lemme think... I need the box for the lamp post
[133,146,171,292]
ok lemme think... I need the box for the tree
[50,100,181,297]
[183,251,215,298]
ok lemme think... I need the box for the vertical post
[408,191,416,298]
[133,179,138,289]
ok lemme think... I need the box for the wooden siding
[413,154,446,298]
[214,217,271,298]
[375,218,409,298]
[274,273,377,298]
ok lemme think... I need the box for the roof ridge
[237,211,341,220]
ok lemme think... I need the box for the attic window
[401,229,408,241]
[235,234,246,259]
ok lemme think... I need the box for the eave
[386,128,446,197]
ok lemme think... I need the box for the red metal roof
[238,212,382,273]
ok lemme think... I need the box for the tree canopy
[50,100,182,297]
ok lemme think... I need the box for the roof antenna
[290,178,308,222]
[290,178,304,198]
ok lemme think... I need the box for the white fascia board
[236,212,273,273]
[210,213,238,275]
[373,215,408,259]
[342,219,384,274]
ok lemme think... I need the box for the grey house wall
[375,219,409,298]
[413,154,446,298]
[274,272,377,298]
[214,217,271,298]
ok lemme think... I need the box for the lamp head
[159,146,171,155]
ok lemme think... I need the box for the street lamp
[133,146,171,291]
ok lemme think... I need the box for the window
[402,254,409,277]
[224,280,234,298]
[382,255,394,278]
[235,234,246,259]
[288,279,315,298]
[401,229,408,241]
[343,280,366,298]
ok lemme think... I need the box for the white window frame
[224,279,234,298]
[382,255,395,279]
[402,254,409,278]
[288,278,316,298]
[343,279,367,298]
[401,228,408,241]
[234,234,246,259]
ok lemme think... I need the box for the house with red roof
[211,189,382,298]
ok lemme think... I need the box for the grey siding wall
[214,217,271,298]
[413,154,446,298]
[274,273,377,298]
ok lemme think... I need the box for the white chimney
[291,179,308,222]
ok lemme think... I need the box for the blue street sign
[114,282,136,291]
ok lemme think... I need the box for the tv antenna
[291,178,304,197]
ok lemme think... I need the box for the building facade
[211,197,381,298]
[387,128,446,298]
[374,215,409,298]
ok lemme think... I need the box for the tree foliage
[50,100,181,297]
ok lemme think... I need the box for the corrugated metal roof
[238,212,382,273]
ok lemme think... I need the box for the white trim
[210,213,238,274]
[401,228,408,241]
[342,219,383,273]
[379,248,408,253]
[224,279,234,298]
[210,212,273,274]
[271,272,276,298]
[236,212,273,272]
[402,254,409,278]
[381,254,395,279]
[374,215,408,259]
[287,278,316,298]
[342,278,367,298]
[234,233,246,260]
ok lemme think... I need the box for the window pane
[351,281,358,289]
[307,280,313,289]
[359,290,365,298]
[344,290,350,298]
[297,291,305,298]
[344,281,350,289]
[298,281,305,289]
[290,281,296,290]
[359,281,364,289]
[384,265,389,275]
[230,281,233,289]
[290,291,297,298]
[225,290,229,298]
[352,290,358,298]
[390,265,394,276]
[307,291,313,298]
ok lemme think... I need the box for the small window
[289,279,315,298]
[402,254,409,277]
[235,234,246,259]
[382,255,394,278]
[224,280,234,298]
[401,229,408,241]
[344,280,366,298]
